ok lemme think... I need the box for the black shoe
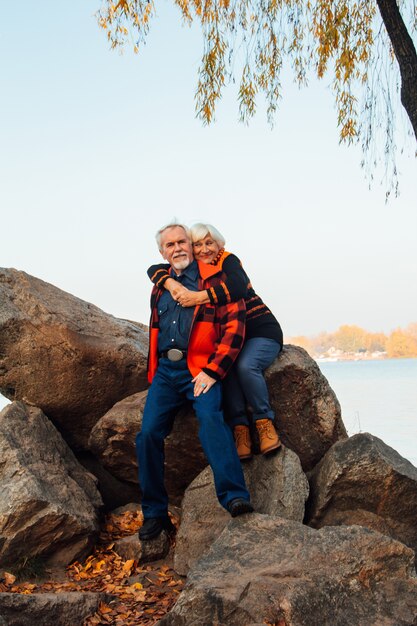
[139,516,175,541]
[227,498,254,518]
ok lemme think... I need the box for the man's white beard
[172,257,191,272]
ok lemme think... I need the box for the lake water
[318,358,417,468]
[1,358,416,467]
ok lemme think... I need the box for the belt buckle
[167,348,184,362]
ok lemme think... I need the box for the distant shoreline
[314,353,417,363]
[289,323,417,362]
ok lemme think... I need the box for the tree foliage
[96,0,417,191]
[291,322,417,358]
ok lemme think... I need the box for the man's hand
[177,289,209,307]
[192,371,217,396]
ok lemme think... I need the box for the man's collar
[171,259,198,280]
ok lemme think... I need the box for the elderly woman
[147,223,283,460]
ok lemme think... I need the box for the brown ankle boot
[233,425,252,460]
[256,419,281,454]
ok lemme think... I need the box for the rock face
[162,515,417,626]
[114,532,171,564]
[0,268,149,449]
[265,345,347,471]
[76,452,140,511]
[174,447,309,575]
[88,392,145,485]
[306,432,417,561]
[0,402,102,567]
[89,392,207,505]
[0,592,112,626]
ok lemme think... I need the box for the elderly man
[136,222,253,541]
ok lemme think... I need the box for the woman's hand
[165,279,189,302]
[192,371,217,397]
[177,289,209,307]
[166,278,210,307]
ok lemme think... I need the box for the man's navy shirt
[157,260,199,353]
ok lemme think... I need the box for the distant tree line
[290,323,417,359]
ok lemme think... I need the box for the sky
[1,0,416,344]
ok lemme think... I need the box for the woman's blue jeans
[223,337,281,428]
[136,358,250,520]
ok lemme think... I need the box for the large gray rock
[0,592,112,626]
[76,451,140,511]
[306,432,417,561]
[89,391,207,505]
[265,345,347,470]
[0,402,102,567]
[162,515,417,626]
[174,447,309,575]
[0,268,148,449]
[114,532,171,564]
[88,391,145,485]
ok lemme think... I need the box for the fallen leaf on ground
[6,510,182,625]
[3,571,16,585]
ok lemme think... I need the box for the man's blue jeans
[223,337,281,428]
[136,358,250,519]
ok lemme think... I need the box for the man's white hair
[189,223,226,248]
[155,221,191,251]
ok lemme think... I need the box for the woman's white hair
[155,221,190,251]
[190,223,226,248]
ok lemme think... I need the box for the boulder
[162,515,417,626]
[0,268,148,449]
[88,392,145,485]
[305,432,417,561]
[0,402,102,567]
[76,452,140,511]
[114,532,171,564]
[0,592,113,626]
[265,345,347,471]
[89,392,207,505]
[174,446,309,575]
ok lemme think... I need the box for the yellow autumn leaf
[130,582,143,590]
[122,559,135,573]
[94,560,106,572]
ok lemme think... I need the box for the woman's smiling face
[192,234,221,264]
